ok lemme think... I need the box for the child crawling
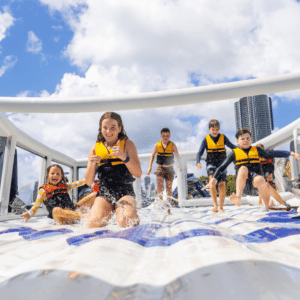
[203,128,299,210]
[21,164,95,224]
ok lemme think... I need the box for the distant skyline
[1,0,300,187]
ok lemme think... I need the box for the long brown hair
[96,112,128,143]
[45,164,68,186]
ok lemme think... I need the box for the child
[196,119,236,212]
[147,128,181,208]
[256,143,288,208]
[203,128,299,210]
[85,112,141,228]
[21,164,90,224]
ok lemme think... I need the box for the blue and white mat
[1,197,300,299]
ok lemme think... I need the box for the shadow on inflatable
[1,260,300,300]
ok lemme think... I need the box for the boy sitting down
[203,128,299,210]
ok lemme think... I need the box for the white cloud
[39,0,87,11]
[0,7,14,42]
[11,0,300,183]
[0,55,17,77]
[26,31,43,54]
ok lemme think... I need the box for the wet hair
[96,112,128,143]
[208,119,220,129]
[235,128,251,139]
[45,164,68,186]
[161,128,170,134]
[256,143,265,149]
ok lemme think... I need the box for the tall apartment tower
[234,95,274,142]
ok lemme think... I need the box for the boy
[196,119,236,212]
[203,128,299,210]
[147,128,181,208]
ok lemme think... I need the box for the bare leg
[209,174,218,212]
[86,196,114,228]
[269,184,285,206]
[52,207,84,225]
[166,179,173,214]
[75,192,97,213]
[230,166,248,207]
[218,181,226,212]
[116,196,140,227]
[253,175,270,211]
[156,176,164,200]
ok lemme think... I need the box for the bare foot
[211,206,218,212]
[258,198,263,206]
[230,193,241,207]
[219,207,224,213]
[167,209,171,215]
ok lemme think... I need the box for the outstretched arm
[67,179,85,190]
[21,188,46,222]
[147,144,158,175]
[258,148,299,160]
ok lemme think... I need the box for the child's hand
[197,163,202,170]
[109,140,127,161]
[91,150,101,165]
[21,212,31,223]
[202,178,216,190]
[147,167,151,175]
[292,152,300,161]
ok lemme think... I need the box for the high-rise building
[234,95,274,142]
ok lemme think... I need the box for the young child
[147,128,181,208]
[21,164,90,224]
[256,143,288,208]
[85,111,141,228]
[196,119,236,212]
[203,128,299,210]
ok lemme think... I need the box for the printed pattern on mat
[0,227,73,241]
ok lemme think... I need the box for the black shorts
[262,164,274,178]
[206,161,227,183]
[96,184,135,205]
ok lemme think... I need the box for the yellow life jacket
[94,138,135,185]
[233,147,260,166]
[40,183,69,200]
[206,134,225,153]
[95,139,126,167]
[156,141,174,165]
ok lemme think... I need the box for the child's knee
[253,175,265,187]
[52,207,62,217]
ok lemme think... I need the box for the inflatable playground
[1,73,300,299]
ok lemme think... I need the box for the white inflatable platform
[1,194,300,300]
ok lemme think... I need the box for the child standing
[21,164,88,224]
[147,128,181,208]
[203,128,299,210]
[196,119,236,212]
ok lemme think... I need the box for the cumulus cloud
[11,0,300,182]
[0,7,14,42]
[26,31,43,54]
[0,55,17,77]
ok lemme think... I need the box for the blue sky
[1,0,300,188]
